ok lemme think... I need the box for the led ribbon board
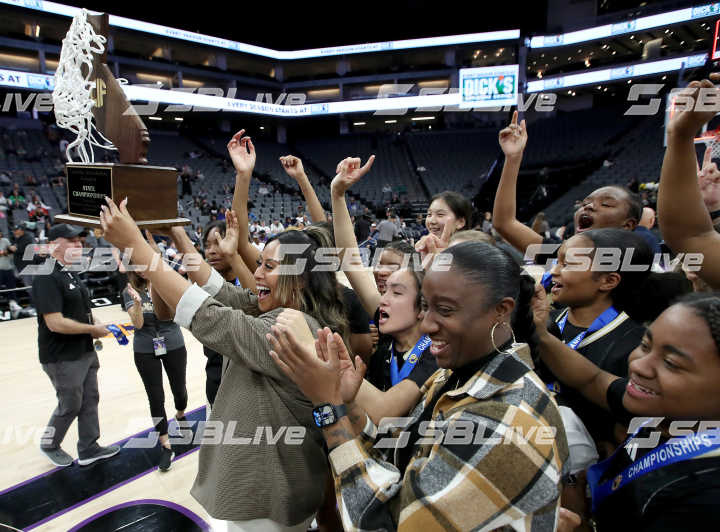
[527,53,707,92]
[0,68,55,90]
[530,2,720,48]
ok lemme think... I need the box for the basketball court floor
[0,304,214,531]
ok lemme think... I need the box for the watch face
[313,405,336,427]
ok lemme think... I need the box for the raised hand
[279,155,306,181]
[667,75,720,139]
[699,144,720,210]
[227,129,256,178]
[126,283,142,305]
[216,209,241,259]
[99,197,144,251]
[330,155,376,196]
[498,110,528,158]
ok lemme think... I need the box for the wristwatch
[312,403,347,428]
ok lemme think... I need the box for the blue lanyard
[107,324,129,345]
[540,261,556,290]
[234,278,241,286]
[587,424,720,513]
[557,306,619,350]
[389,335,431,386]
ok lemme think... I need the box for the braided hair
[676,292,720,352]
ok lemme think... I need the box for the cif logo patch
[408,354,418,364]
[612,474,623,491]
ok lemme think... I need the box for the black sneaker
[174,415,193,438]
[41,447,73,467]
[159,445,174,472]
[78,445,120,466]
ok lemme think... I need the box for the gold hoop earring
[490,322,517,353]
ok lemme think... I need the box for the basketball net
[52,9,118,163]
[709,132,720,161]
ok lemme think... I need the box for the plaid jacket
[329,344,569,532]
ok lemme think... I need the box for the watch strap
[333,403,348,420]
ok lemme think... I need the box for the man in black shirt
[33,224,119,467]
[12,224,35,295]
[354,214,371,244]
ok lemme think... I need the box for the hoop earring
[490,321,517,353]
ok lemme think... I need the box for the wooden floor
[0,304,213,531]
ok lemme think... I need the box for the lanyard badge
[557,306,619,350]
[390,335,431,386]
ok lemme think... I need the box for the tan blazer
[177,278,327,525]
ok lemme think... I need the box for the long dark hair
[265,229,350,348]
[443,241,537,354]
[127,271,147,293]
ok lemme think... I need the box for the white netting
[708,134,720,161]
[52,9,117,163]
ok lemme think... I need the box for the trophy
[53,10,190,229]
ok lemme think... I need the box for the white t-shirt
[559,405,599,474]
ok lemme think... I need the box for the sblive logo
[372,417,557,448]
[625,84,720,116]
[626,417,720,450]
[523,244,704,272]
[123,419,307,447]
[18,246,454,275]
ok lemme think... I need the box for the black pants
[0,269,16,290]
[204,350,223,406]
[134,346,188,436]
